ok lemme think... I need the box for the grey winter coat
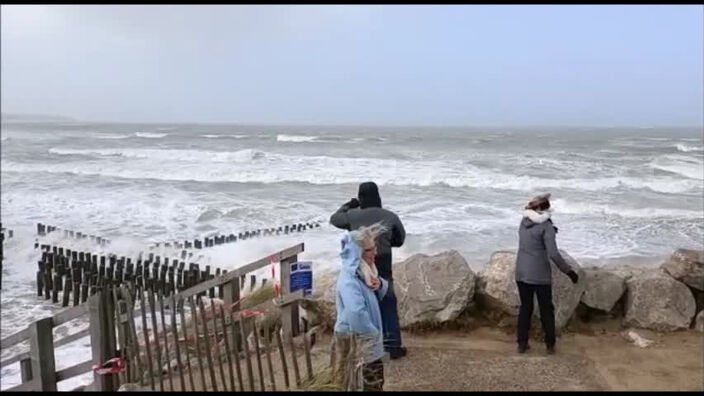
[515,211,573,285]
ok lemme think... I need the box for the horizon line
[2,114,702,130]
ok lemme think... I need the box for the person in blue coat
[330,181,407,360]
[334,223,389,391]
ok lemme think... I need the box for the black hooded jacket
[330,182,406,279]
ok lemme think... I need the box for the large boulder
[395,250,476,328]
[624,270,697,331]
[695,310,704,332]
[661,249,704,291]
[476,250,586,331]
[580,269,626,312]
[476,251,521,316]
[543,251,587,330]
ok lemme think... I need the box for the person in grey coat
[515,193,579,355]
[330,181,408,359]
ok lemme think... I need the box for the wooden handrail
[0,328,29,350]
[1,305,89,351]
[6,379,37,391]
[53,304,90,327]
[54,359,93,382]
[1,327,91,367]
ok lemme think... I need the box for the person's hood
[339,232,362,276]
[358,181,382,209]
[521,209,552,228]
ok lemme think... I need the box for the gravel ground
[117,325,703,392]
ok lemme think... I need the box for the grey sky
[2,5,702,127]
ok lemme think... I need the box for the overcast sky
[1,5,702,127]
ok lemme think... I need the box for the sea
[1,121,702,389]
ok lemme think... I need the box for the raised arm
[330,198,359,231]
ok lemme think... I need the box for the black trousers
[362,359,385,391]
[516,281,556,347]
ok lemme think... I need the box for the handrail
[0,329,29,350]
[1,327,91,367]
[55,359,93,382]
[53,304,90,327]
[6,379,37,391]
[1,305,89,351]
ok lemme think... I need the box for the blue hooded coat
[334,232,389,363]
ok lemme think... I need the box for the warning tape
[239,310,263,318]
[92,356,125,375]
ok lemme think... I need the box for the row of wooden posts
[37,223,111,246]
[35,221,321,253]
[148,221,322,250]
[2,243,323,391]
[34,244,269,309]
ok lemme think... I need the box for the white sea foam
[649,155,703,180]
[135,132,167,138]
[200,134,249,139]
[9,149,703,195]
[551,198,702,219]
[48,147,263,162]
[676,143,703,152]
[94,134,130,139]
[276,134,318,142]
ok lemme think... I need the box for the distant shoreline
[1,115,702,131]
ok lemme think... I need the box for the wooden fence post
[20,357,33,384]
[279,255,300,337]
[29,317,56,391]
[222,277,242,351]
[89,291,117,391]
[222,278,240,310]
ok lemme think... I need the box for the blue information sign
[289,261,312,297]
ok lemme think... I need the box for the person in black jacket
[330,181,408,359]
[515,193,579,355]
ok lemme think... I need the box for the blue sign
[290,261,312,297]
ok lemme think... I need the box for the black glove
[346,198,360,209]
[567,270,579,284]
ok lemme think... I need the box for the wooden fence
[1,243,317,391]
